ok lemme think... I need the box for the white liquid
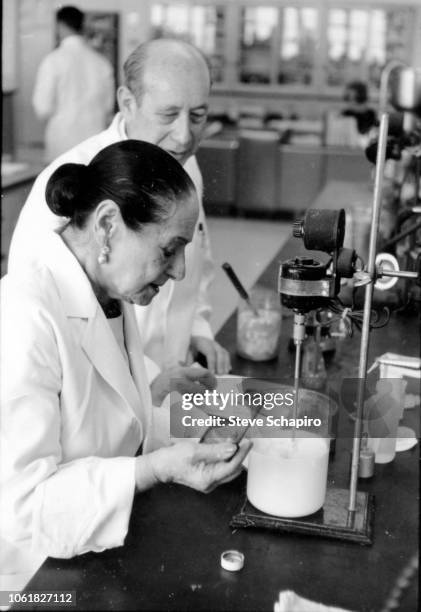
[247,434,329,517]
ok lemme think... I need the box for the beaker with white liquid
[246,392,332,517]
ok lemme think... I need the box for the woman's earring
[98,243,110,264]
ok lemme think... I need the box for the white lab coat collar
[38,231,153,433]
[104,112,129,143]
[60,34,85,49]
[39,229,97,319]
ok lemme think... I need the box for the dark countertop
[19,421,419,612]
[18,286,419,612]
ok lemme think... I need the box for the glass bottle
[301,326,327,391]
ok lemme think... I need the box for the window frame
[148,0,230,85]
[147,1,418,100]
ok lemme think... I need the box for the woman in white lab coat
[0,140,250,566]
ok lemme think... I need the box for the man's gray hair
[123,38,212,102]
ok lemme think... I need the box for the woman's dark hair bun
[44,140,196,230]
[45,163,89,218]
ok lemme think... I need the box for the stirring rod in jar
[222,263,260,316]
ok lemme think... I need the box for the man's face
[123,59,210,166]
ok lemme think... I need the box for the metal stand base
[230,487,374,545]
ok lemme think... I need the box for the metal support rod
[293,342,302,414]
[380,269,418,279]
[378,60,406,115]
[414,156,420,206]
[348,113,390,513]
[292,313,305,442]
[292,341,303,444]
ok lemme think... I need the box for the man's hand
[190,336,231,375]
[150,364,217,406]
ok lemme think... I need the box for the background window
[239,7,278,84]
[327,7,415,88]
[151,3,226,83]
[150,2,416,93]
[278,7,318,85]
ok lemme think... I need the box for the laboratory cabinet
[198,134,371,215]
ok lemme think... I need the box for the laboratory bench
[17,181,419,611]
[16,305,419,612]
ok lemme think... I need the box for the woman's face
[96,193,198,306]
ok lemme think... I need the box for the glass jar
[236,286,281,361]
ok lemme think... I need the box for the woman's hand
[136,440,252,494]
[150,365,217,406]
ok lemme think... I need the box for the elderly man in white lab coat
[32,6,114,162]
[11,38,230,389]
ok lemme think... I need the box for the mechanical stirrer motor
[278,209,358,422]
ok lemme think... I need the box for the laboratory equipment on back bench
[275,108,419,542]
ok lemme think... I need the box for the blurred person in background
[32,5,114,162]
[341,80,377,137]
